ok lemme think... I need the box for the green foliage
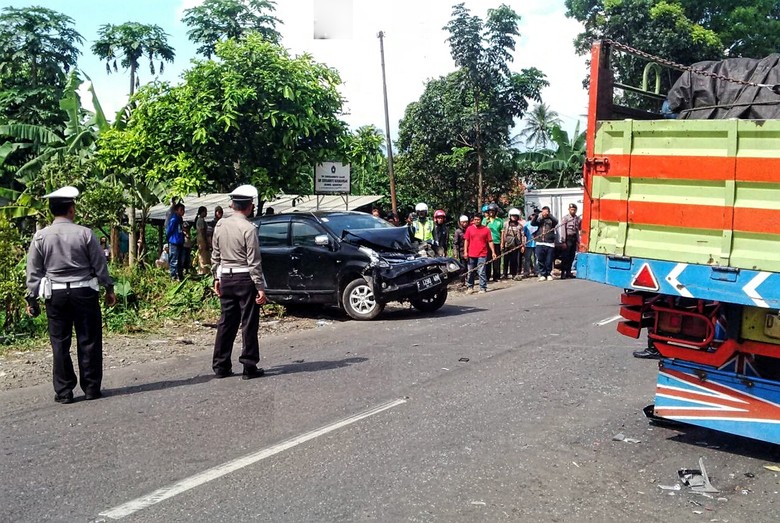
[101,266,220,333]
[92,22,175,95]
[397,3,546,210]
[183,0,282,58]
[0,6,83,128]
[341,125,388,196]
[98,34,347,198]
[0,216,28,335]
[564,0,779,92]
[517,123,586,189]
[513,103,563,150]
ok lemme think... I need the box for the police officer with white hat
[25,186,117,404]
[211,184,268,379]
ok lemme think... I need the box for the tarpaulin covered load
[667,55,780,119]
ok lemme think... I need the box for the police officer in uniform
[211,184,267,379]
[25,186,117,404]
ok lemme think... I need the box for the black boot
[633,346,662,359]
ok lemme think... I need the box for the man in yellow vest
[412,202,434,242]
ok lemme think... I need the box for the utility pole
[377,31,397,215]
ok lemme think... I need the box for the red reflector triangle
[632,263,659,291]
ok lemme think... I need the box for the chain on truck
[576,40,780,445]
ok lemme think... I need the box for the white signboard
[315,162,351,194]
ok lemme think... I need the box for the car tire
[410,287,448,313]
[342,278,384,320]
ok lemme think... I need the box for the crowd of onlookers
[125,197,582,289]
[377,201,582,293]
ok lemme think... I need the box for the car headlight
[447,261,461,272]
[359,246,390,268]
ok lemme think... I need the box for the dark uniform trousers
[213,273,260,372]
[45,287,103,396]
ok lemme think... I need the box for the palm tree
[183,0,282,58]
[517,122,585,189]
[514,103,562,150]
[92,22,175,96]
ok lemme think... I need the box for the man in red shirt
[463,214,497,293]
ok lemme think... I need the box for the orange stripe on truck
[593,200,780,235]
[591,155,780,183]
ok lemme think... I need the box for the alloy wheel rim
[349,285,376,314]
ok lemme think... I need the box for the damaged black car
[253,211,463,320]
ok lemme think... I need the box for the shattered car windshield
[320,213,393,236]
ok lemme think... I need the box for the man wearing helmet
[412,202,434,243]
[501,208,524,280]
[432,209,449,256]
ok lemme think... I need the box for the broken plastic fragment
[612,433,625,441]
[678,458,719,493]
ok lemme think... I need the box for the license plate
[416,273,442,291]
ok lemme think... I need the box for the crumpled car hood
[342,227,415,252]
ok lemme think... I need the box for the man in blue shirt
[166,203,186,280]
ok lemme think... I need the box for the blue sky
[7,1,588,139]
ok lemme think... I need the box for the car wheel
[342,278,384,320]
[410,287,448,313]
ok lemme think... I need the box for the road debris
[658,484,681,491]
[458,357,470,362]
[678,458,719,493]
[612,433,640,443]
[764,465,780,472]
[470,501,486,506]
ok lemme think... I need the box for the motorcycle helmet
[434,209,446,218]
[481,204,489,212]
[487,203,498,212]
[508,208,521,217]
[415,202,428,212]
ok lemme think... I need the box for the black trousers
[485,242,501,281]
[213,273,260,372]
[560,234,578,275]
[503,244,521,277]
[45,287,103,397]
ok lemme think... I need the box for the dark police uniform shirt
[26,217,114,297]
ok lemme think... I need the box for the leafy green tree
[564,0,777,92]
[183,0,282,58]
[0,6,83,128]
[341,125,388,196]
[97,34,346,201]
[517,123,585,189]
[92,22,175,96]
[442,3,547,207]
[513,103,562,150]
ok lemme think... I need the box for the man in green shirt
[482,203,504,281]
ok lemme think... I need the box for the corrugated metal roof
[146,194,384,224]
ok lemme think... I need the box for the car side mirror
[314,234,330,247]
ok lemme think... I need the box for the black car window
[292,221,323,247]
[258,221,289,247]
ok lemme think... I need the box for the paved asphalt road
[2,279,779,522]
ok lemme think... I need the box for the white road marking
[595,315,622,326]
[743,272,771,308]
[99,398,408,520]
[665,263,693,298]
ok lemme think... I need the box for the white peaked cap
[229,184,258,201]
[43,186,80,201]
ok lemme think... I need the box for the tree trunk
[475,93,483,209]
[110,226,120,263]
[128,202,137,267]
[129,63,136,96]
